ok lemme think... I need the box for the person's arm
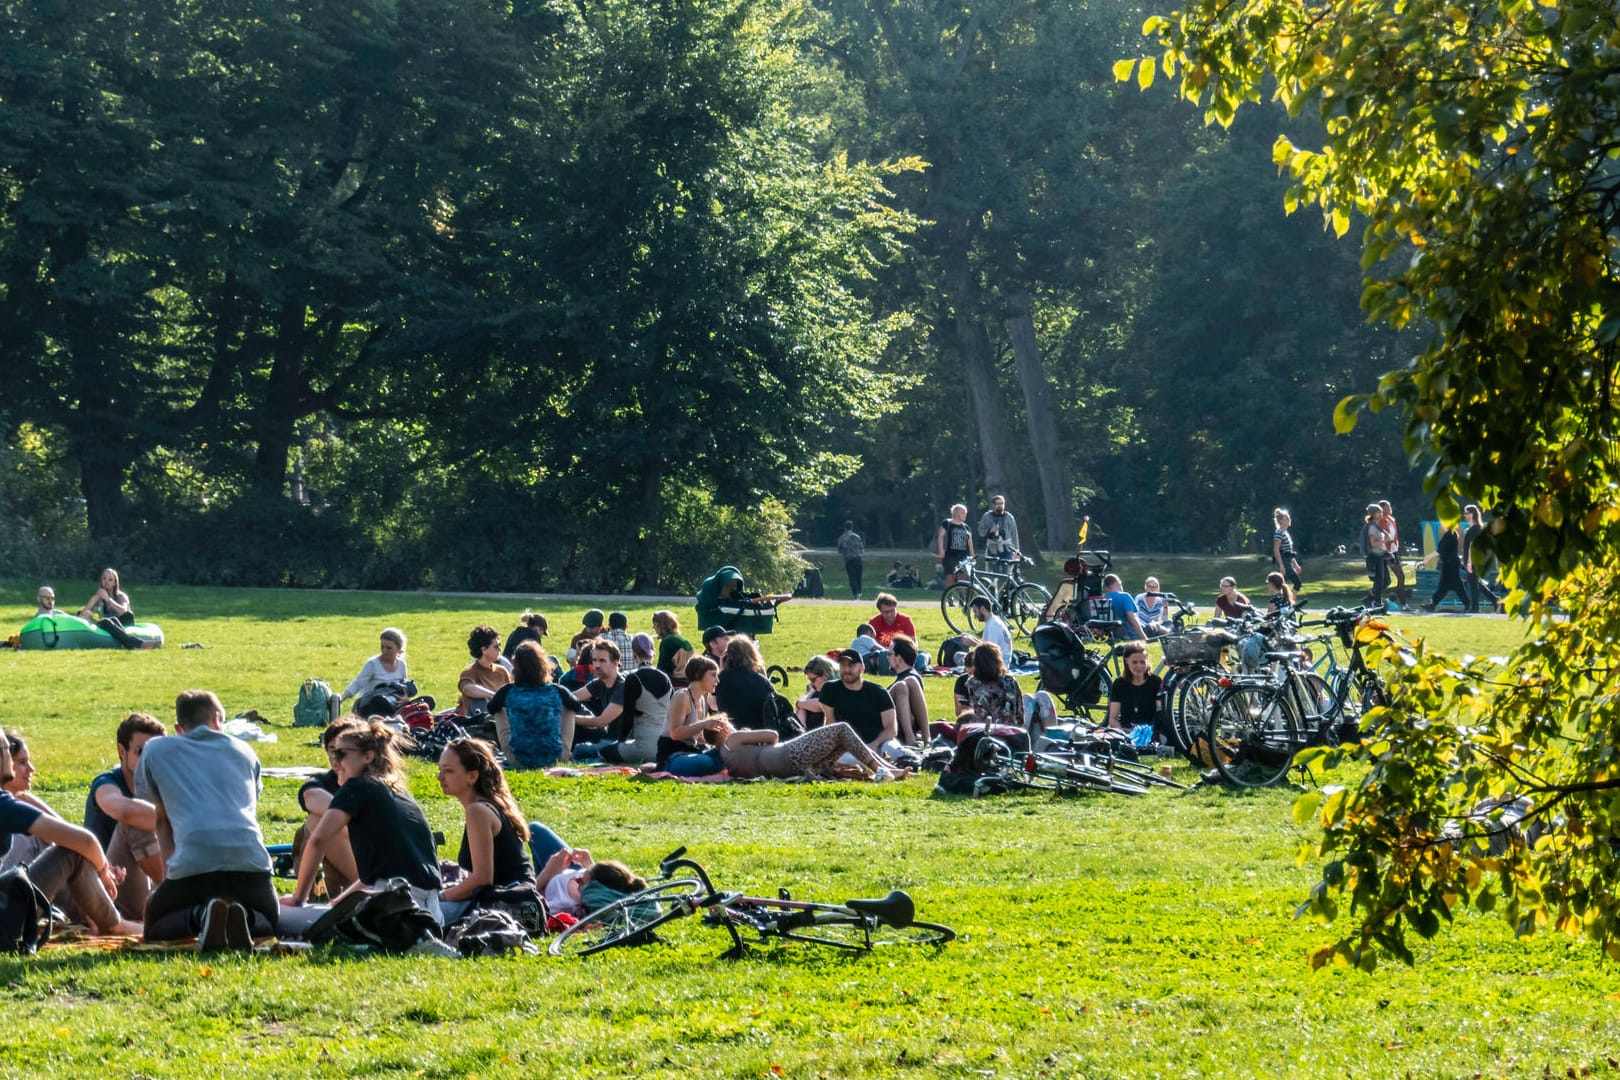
[94,782,158,833]
[27,815,122,898]
[441,803,498,902]
[933,525,946,559]
[869,708,898,752]
[461,674,501,702]
[79,587,107,618]
[1125,610,1144,637]
[282,805,353,905]
[665,693,712,742]
[977,512,992,539]
[725,729,778,750]
[1272,534,1284,571]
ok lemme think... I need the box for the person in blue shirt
[0,733,139,936]
[1102,574,1146,641]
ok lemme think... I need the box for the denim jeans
[664,749,724,777]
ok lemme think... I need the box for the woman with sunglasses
[795,655,837,729]
[279,718,442,935]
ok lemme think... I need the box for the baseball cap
[836,648,864,665]
[702,625,730,645]
[582,609,605,628]
[631,632,655,657]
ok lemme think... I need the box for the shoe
[197,898,231,953]
[1421,603,1436,613]
[1199,768,1225,786]
[224,902,254,952]
[408,934,462,959]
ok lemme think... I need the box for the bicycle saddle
[845,890,915,928]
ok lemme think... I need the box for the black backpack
[306,879,441,952]
[0,867,53,954]
[764,692,805,739]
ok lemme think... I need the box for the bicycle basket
[1160,631,1226,666]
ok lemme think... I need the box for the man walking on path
[836,521,866,600]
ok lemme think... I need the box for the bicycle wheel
[1207,685,1298,788]
[1006,583,1054,638]
[1172,671,1222,753]
[941,583,986,635]
[548,879,702,956]
[758,906,955,950]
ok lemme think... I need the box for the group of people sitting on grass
[0,691,647,953]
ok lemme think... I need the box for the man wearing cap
[604,612,637,672]
[568,609,606,659]
[701,626,730,664]
[817,649,901,759]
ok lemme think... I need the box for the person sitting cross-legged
[138,690,277,950]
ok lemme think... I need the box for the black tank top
[457,802,535,886]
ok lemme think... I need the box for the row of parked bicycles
[1002,548,1397,790]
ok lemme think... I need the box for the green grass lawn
[0,579,1595,1079]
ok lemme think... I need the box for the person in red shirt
[868,593,917,648]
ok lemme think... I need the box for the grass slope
[0,579,1595,1079]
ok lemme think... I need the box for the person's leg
[528,822,568,865]
[28,846,131,934]
[97,615,142,649]
[145,871,277,940]
[106,823,155,922]
[1388,557,1407,605]
[1285,561,1303,592]
[792,723,887,775]
[664,750,723,777]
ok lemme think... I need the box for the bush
[657,491,805,596]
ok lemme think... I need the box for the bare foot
[109,919,143,937]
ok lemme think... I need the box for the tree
[1130,0,1620,965]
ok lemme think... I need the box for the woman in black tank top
[437,738,534,925]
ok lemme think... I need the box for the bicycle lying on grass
[549,847,956,958]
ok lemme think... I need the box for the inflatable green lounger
[18,613,164,650]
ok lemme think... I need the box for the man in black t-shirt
[571,639,626,747]
[817,649,900,757]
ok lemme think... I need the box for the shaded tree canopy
[1134,0,1620,966]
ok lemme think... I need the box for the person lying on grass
[0,730,141,937]
[278,718,443,936]
[719,723,908,782]
[535,846,647,920]
[435,737,535,927]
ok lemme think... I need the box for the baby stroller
[694,565,785,637]
[1031,622,1109,717]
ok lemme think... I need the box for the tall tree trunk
[944,232,1011,498]
[631,469,664,593]
[1005,291,1071,552]
[253,302,306,494]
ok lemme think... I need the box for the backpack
[0,867,53,954]
[306,879,441,952]
[764,693,804,739]
[934,732,1012,797]
[444,908,538,957]
[295,679,341,728]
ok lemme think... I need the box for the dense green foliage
[4,587,1609,1078]
[0,0,1428,592]
[1133,0,1620,966]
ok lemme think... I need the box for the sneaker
[224,902,254,952]
[408,934,462,959]
[197,898,231,953]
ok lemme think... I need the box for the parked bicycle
[549,847,956,958]
[940,552,1053,638]
[1202,604,1392,787]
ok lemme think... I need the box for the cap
[702,625,730,645]
[608,611,628,630]
[582,609,605,628]
[631,632,655,657]
[836,648,865,665]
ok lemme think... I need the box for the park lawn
[0,582,1587,1079]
